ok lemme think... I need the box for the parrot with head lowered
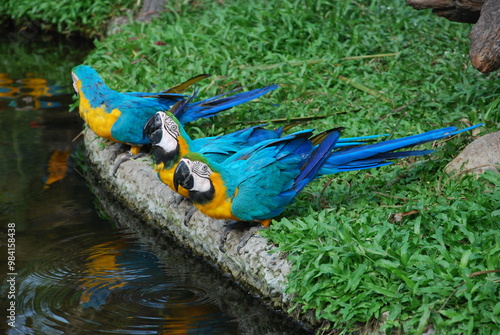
[142,96,386,199]
[71,65,279,173]
[172,123,481,249]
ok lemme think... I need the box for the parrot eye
[168,124,178,132]
[192,161,212,178]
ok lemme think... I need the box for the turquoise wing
[228,147,303,221]
[223,133,314,221]
[110,96,167,145]
[194,125,283,163]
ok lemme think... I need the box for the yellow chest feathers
[78,86,121,141]
[194,173,240,221]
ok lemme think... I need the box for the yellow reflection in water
[44,148,71,189]
[78,239,237,334]
[0,72,65,110]
[79,241,128,307]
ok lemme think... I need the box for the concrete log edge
[83,128,319,328]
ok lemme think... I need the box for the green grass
[66,0,500,333]
[0,0,137,37]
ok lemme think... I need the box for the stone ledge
[83,128,318,327]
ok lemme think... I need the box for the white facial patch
[191,160,212,178]
[71,72,79,94]
[181,158,213,192]
[156,113,180,152]
[163,115,180,138]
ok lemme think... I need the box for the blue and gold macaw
[143,98,385,199]
[172,123,481,247]
[71,65,278,172]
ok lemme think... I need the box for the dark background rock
[407,0,483,23]
[136,0,168,22]
[469,0,500,73]
[407,0,499,74]
[107,0,168,35]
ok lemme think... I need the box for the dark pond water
[0,32,311,334]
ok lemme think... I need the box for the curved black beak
[174,160,194,191]
[143,112,164,142]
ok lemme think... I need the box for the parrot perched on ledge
[172,123,482,249]
[71,65,278,173]
[143,97,387,199]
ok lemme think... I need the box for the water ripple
[9,228,233,335]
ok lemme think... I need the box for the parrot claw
[236,226,265,254]
[112,152,145,176]
[109,143,130,163]
[172,193,186,206]
[219,221,263,253]
[184,206,197,226]
[219,220,241,252]
[112,151,132,176]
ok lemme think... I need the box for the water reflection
[0,36,310,334]
[43,148,71,189]
[0,73,67,110]
[12,228,240,334]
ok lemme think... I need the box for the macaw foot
[219,220,263,253]
[172,193,186,206]
[236,225,266,254]
[184,205,197,226]
[109,143,130,163]
[112,152,145,177]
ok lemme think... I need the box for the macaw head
[144,111,185,168]
[71,65,106,96]
[174,154,215,204]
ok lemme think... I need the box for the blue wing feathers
[229,135,308,220]
[318,125,481,176]
[194,125,284,163]
[295,130,342,186]
[175,85,279,123]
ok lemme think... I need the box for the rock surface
[82,128,317,326]
[445,131,500,175]
[407,0,483,23]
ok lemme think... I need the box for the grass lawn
[0,0,138,37]
[10,0,500,333]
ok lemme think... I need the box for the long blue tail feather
[327,150,434,173]
[175,84,279,123]
[338,134,389,142]
[332,134,389,147]
[318,125,481,175]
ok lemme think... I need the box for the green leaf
[459,250,472,269]
[345,262,367,292]
[363,282,397,298]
